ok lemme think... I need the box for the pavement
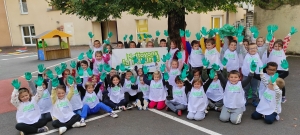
[0,47,300,135]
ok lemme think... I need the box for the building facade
[0,0,12,47]
[2,0,247,47]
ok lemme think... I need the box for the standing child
[89,51,110,76]
[11,77,49,135]
[166,52,184,87]
[51,77,83,134]
[189,40,204,73]
[89,40,103,59]
[103,45,113,66]
[223,40,240,72]
[204,38,222,71]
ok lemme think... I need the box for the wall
[0,0,12,47]
[255,5,300,53]
[5,0,95,46]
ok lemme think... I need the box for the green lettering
[23,103,34,112]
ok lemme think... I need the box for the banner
[112,47,168,72]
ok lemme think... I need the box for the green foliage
[254,0,300,10]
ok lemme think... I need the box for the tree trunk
[167,7,185,50]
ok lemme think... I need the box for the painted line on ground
[149,109,222,135]
[35,110,121,135]
[1,55,37,61]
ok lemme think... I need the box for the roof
[34,29,72,39]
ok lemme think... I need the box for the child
[255,37,269,64]
[204,38,222,70]
[241,43,263,107]
[116,41,124,49]
[251,75,284,124]
[125,41,141,48]
[188,40,204,73]
[103,75,128,110]
[51,78,83,134]
[89,40,103,59]
[143,71,169,110]
[90,51,109,76]
[131,75,150,110]
[63,77,84,115]
[79,81,118,126]
[104,44,113,66]
[11,78,49,134]
[166,55,184,87]
[187,74,214,121]
[218,62,255,124]
[146,41,154,48]
[168,40,180,61]
[223,40,240,72]
[122,70,141,108]
[165,76,191,116]
[189,69,202,83]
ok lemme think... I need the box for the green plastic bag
[61,41,68,49]
[38,40,48,48]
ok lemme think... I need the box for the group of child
[11,25,295,135]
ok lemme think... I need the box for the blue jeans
[243,76,259,101]
[74,109,82,116]
[251,111,277,124]
[103,99,127,109]
[81,102,112,119]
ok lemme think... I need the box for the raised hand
[179,29,185,37]
[132,56,139,64]
[163,72,169,80]
[104,39,110,45]
[266,32,273,42]
[86,49,93,59]
[259,64,267,74]
[108,32,113,38]
[250,60,257,73]
[37,64,46,73]
[237,34,244,43]
[221,57,228,66]
[88,32,94,38]
[156,30,160,37]
[143,66,149,74]
[61,62,67,71]
[129,34,133,41]
[147,34,152,39]
[104,64,111,73]
[130,76,136,84]
[160,64,166,73]
[24,72,32,81]
[270,73,279,84]
[200,27,208,36]
[98,64,103,72]
[161,55,167,63]
[179,71,188,81]
[11,79,21,90]
[46,70,54,80]
[70,61,76,69]
[123,34,128,41]
[119,63,126,72]
[212,63,220,71]
[52,77,59,88]
[281,59,289,70]
[100,72,107,82]
[75,76,82,84]
[176,52,182,59]
[77,67,84,77]
[195,32,202,41]
[55,66,62,76]
[137,34,142,40]
[153,55,157,63]
[35,76,44,86]
[290,26,298,35]
[140,57,146,65]
[209,69,216,79]
[183,64,189,71]
[164,30,168,37]
[147,74,153,80]
[67,75,74,85]
[78,53,84,61]
[87,67,93,76]
[185,30,191,38]
[202,57,210,68]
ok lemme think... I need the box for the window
[20,0,28,14]
[136,19,148,40]
[211,16,222,29]
[21,25,36,45]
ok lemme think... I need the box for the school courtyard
[0,47,299,135]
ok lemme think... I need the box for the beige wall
[0,0,12,47]
[255,5,300,53]
[5,0,96,46]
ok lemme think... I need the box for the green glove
[250,60,257,73]
[202,57,210,67]
[100,72,107,81]
[116,65,120,72]
[237,25,244,34]
[213,28,219,34]
[179,29,185,37]
[75,76,82,84]
[212,63,220,71]
[195,32,202,40]
[185,30,191,38]
[37,64,46,73]
[129,34,133,41]
[130,76,136,84]
[87,67,93,76]
[104,39,110,45]
[176,52,182,59]
[24,72,32,81]
[221,57,228,66]
[166,53,171,60]
[137,34,142,40]
[153,55,157,63]
[266,32,273,42]
[46,70,54,80]
[103,47,108,54]
[86,49,93,59]
[77,67,84,77]
[281,59,289,70]
[209,69,216,79]
[147,34,152,39]
[143,33,147,39]
[70,61,76,69]
[61,62,67,71]
[35,76,44,86]
[88,32,94,38]
[179,71,188,81]
[270,73,279,84]
[52,77,59,88]
[160,64,166,73]
[250,26,259,38]
[108,32,113,38]
[132,56,138,64]
[123,34,128,41]
[237,35,244,43]
[140,57,146,65]
[259,64,267,73]
[163,72,169,80]
[143,66,149,74]
[119,63,126,72]
[253,31,259,39]
[290,27,298,35]
[161,55,167,63]
[78,53,84,61]
[147,74,153,80]
[67,75,74,85]
[156,30,160,37]
[183,64,189,71]
[104,64,111,72]
[164,30,168,37]
[200,27,208,36]
[208,29,215,38]
[11,79,21,90]
[98,64,103,72]
[55,66,62,77]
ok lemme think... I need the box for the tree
[48,0,252,46]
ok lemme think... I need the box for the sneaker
[20,131,24,135]
[37,126,49,133]
[252,101,259,107]
[127,103,133,110]
[136,99,142,110]
[235,114,242,124]
[72,122,81,128]
[177,110,182,116]
[282,97,287,103]
[80,119,86,127]
[204,110,208,114]
[132,101,137,107]
[214,107,222,112]
[110,112,118,118]
[58,127,67,135]
[119,106,127,111]
[143,99,149,110]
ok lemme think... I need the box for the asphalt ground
[0,48,299,135]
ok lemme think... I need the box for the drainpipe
[3,0,13,46]
[226,11,229,24]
